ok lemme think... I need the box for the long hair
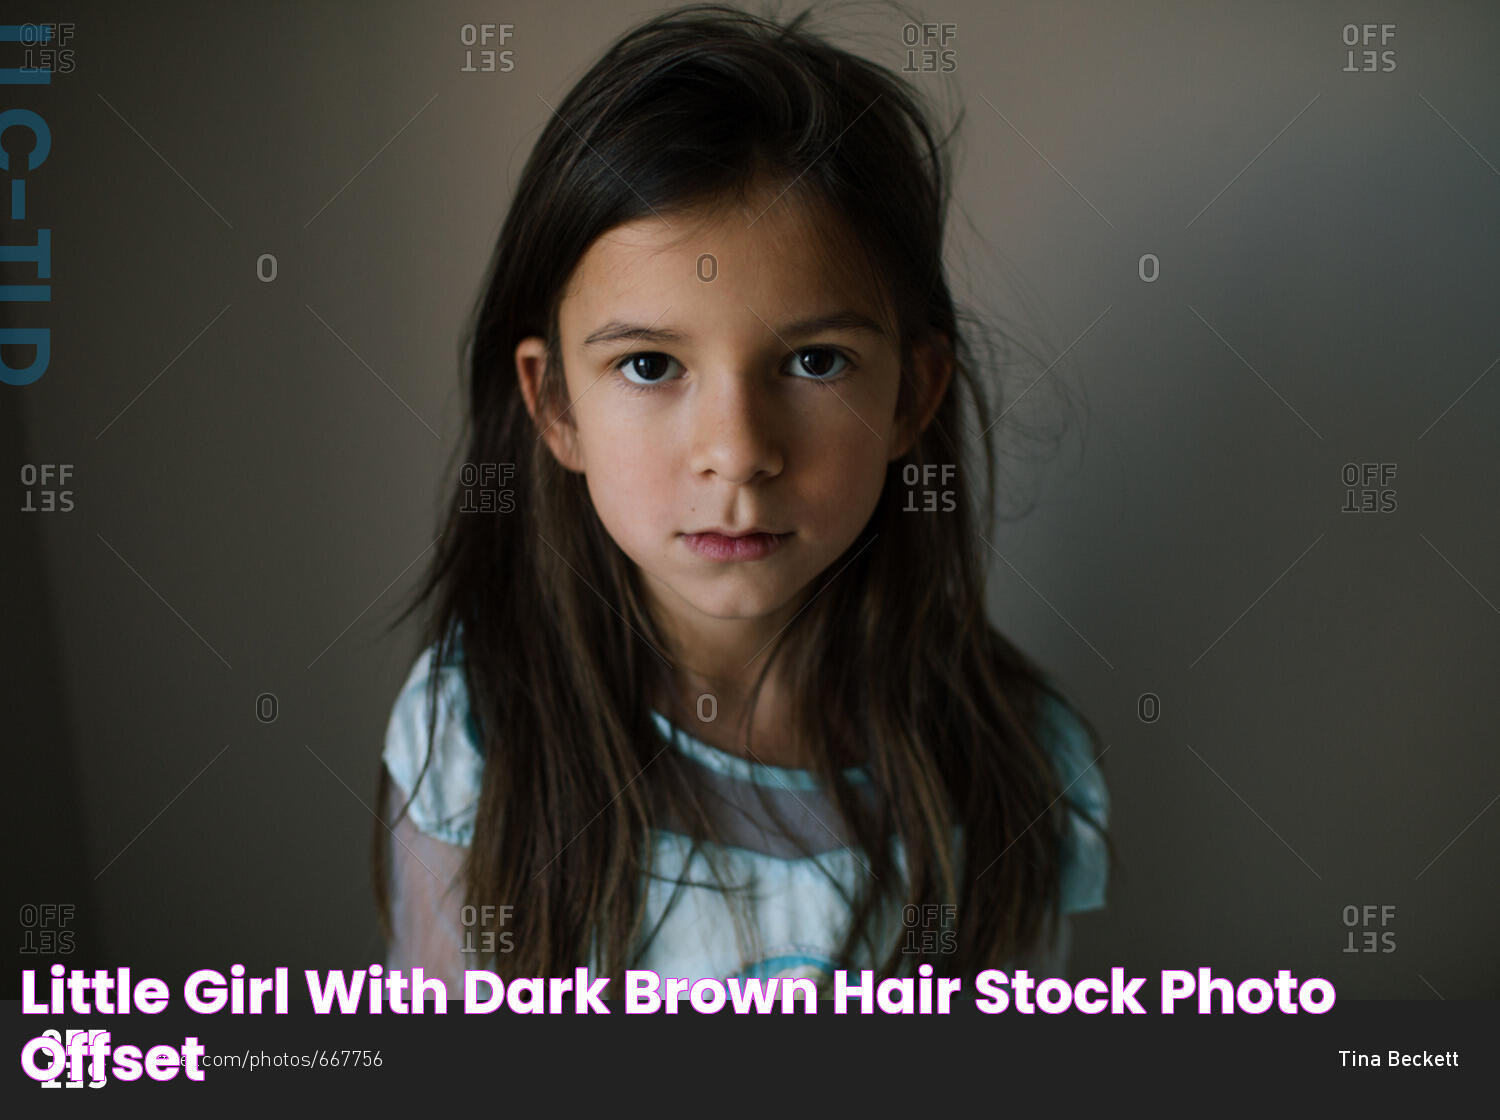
[374,2,1110,988]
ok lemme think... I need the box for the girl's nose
[687,374,784,485]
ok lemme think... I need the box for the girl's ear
[515,336,585,472]
[889,332,954,462]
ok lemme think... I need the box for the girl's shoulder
[381,644,484,847]
[1034,691,1111,915]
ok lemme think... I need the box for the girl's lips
[681,531,791,562]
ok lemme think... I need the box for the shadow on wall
[6,394,99,996]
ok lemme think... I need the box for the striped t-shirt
[381,645,1109,987]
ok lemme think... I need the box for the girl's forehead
[593,195,839,264]
[561,196,891,327]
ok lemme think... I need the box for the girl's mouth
[681,531,791,562]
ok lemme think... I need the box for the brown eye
[789,348,849,379]
[617,352,682,386]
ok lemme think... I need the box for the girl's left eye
[616,352,684,387]
[786,347,850,380]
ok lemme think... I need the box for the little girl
[374,3,1110,993]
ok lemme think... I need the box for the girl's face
[517,194,948,671]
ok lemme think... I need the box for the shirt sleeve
[380,646,487,993]
[1038,694,1111,915]
[381,645,484,847]
[382,775,472,994]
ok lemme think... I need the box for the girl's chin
[664,581,803,623]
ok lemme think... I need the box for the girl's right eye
[615,352,683,389]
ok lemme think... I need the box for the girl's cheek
[817,429,887,477]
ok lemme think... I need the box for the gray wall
[5,0,1496,997]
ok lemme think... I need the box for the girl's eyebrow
[581,309,889,348]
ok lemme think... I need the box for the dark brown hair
[374,2,1110,989]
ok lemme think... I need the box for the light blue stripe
[736,954,837,980]
[649,709,871,790]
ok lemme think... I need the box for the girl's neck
[642,582,828,768]
[655,671,814,770]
